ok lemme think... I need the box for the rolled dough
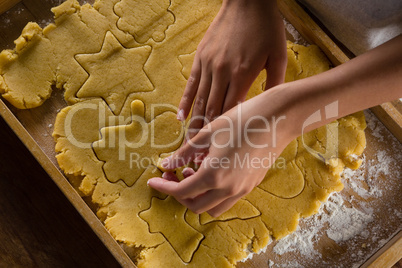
[0,0,366,267]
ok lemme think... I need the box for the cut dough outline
[114,0,177,44]
[74,31,155,114]
[138,195,205,263]
[92,99,184,187]
[1,1,368,266]
[256,161,307,200]
[197,198,262,225]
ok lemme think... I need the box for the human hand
[149,35,402,217]
[149,91,295,217]
[177,0,287,139]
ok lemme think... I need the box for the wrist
[244,83,303,147]
[270,84,304,142]
[222,0,278,11]
[268,77,340,140]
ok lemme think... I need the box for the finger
[186,66,212,139]
[158,172,189,205]
[193,151,208,165]
[161,137,209,170]
[182,189,229,215]
[206,195,242,217]
[182,167,195,178]
[148,170,211,200]
[178,57,202,121]
[162,171,180,182]
[264,55,287,90]
[222,81,248,113]
[204,73,230,125]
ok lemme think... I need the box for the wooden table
[0,0,401,267]
[1,114,401,266]
[0,1,120,264]
[0,116,120,267]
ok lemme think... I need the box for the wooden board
[364,231,402,268]
[0,0,20,15]
[0,0,400,267]
[371,101,402,143]
[0,115,121,267]
[0,98,135,268]
[278,0,402,144]
[278,0,350,66]
[0,2,135,267]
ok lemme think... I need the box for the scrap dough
[0,0,366,267]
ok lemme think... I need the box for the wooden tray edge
[0,0,399,267]
[279,0,402,266]
[0,0,21,15]
[370,103,402,143]
[279,0,402,145]
[363,231,402,268]
[0,99,135,268]
[278,0,349,66]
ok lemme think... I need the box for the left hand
[148,93,294,217]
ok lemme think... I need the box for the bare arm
[281,34,402,135]
[149,35,402,217]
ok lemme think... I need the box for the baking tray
[0,0,401,267]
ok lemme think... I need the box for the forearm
[222,0,278,8]
[255,34,402,138]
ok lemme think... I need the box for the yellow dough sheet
[0,0,366,267]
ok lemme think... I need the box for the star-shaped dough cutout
[75,31,153,114]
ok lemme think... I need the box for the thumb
[160,129,211,170]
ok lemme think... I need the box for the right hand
[177,0,287,139]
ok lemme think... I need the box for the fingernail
[182,167,195,177]
[162,172,168,179]
[147,177,161,186]
[177,109,185,121]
